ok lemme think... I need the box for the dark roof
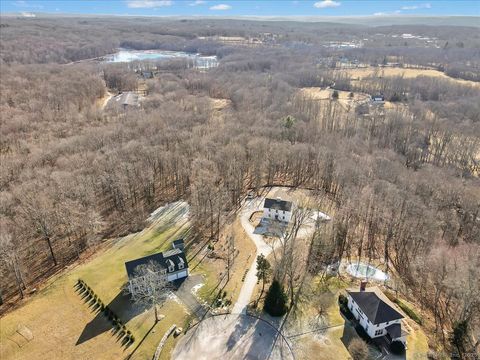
[125,248,188,279]
[347,291,404,324]
[173,239,185,246]
[386,323,402,339]
[264,198,292,212]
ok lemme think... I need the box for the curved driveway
[231,197,280,314]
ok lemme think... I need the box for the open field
[0,202,191,360]
[337,66,480,87]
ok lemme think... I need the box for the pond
[103,49,218,68]
[346,262,389,281]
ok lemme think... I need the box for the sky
[1,0,479,17]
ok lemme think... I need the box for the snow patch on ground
[191,283,204,295]
[147,200,190,222]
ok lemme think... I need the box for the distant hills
[1,13,479,28]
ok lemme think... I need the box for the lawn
[0,201,191,360]
[193,216,256,309]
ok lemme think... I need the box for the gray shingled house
[125,240,188,297]
[346,286,407,345]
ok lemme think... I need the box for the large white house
[125,240,188,297]
[346,286,407,345]
[263,197,293,223]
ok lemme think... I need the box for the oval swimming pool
[346,262,389,281]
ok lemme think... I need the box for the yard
[284,275,429,360]
[0,201,192,360]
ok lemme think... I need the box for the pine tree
[256,254,271,299]
[264,279,288,317]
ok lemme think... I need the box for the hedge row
[75,279,135,343]
[393,298,423,325]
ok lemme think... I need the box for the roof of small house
[119,92,138,106]
[347,288,404,325]
[173,239,185,247]
[386,323,405,339]
[264,198,292,212]
[125,248,187,279]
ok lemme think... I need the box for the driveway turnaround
[172,314,293,360]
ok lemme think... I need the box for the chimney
[360,281,367,292]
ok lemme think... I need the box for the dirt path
[231,197,280,314]
[98,91,114,110]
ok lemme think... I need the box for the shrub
[394,299,422,325]
[390,341,406,355]
[348,338,369,360]
[264,279,288,317]
[130,335,135,343]
[339,294,354,320]
[332,90,339,99]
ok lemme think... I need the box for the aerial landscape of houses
[0,1,479,360]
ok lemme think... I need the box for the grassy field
[193,216,256,308]
[338,66,480,87]
[0,201,191,360]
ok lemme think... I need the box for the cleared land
[337,66,480,87]
[0,202,191,360]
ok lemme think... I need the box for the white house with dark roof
[125,240,188,297]
[346,286,407,345]
[371,94,385,103]
[263,197,293,223]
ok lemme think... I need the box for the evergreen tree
[264,279,288,317]
[256,254,271,300]
[450,320,469,356]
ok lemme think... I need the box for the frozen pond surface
[346,262,389,281]
[103,49,218,68]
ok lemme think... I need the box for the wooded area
[0,16,479,356]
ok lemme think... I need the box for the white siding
[263,208,292,223]
[166,269,189,282]
[347,294,404,342]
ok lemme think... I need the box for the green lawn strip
[384,291,423,325]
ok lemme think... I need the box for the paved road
[231,197,281,314]
[175,274,210,319]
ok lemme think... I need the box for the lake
[103,49,218,68]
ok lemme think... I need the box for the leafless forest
[0,16,479,355]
